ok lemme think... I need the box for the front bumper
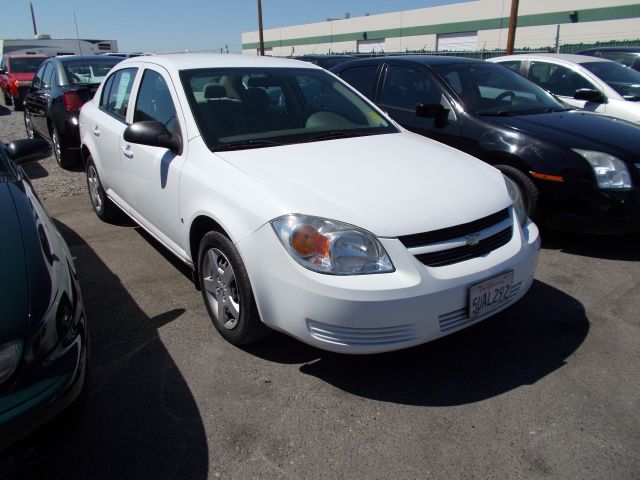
[540,181,640,234]
[238,213,540,354]
[0,296,87,458]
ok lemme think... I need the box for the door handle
[121,144,134,158]
[92,126,100,137]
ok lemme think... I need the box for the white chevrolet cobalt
[79,53,540,354]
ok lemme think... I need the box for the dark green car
[0,139,87,476]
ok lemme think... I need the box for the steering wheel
[496,91,515,102]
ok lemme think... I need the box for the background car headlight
[272,214,394,275]
[572,149,631,189]
[0,339,23,384]
[503,175,527,228]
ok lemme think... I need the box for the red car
[0,54,48,111]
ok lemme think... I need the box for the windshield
[432,62,566,115]
[581,61,640,100]
[180,67,397,151]
[9,57,46,73]
[61,58,122,85]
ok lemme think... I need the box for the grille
[398,209,509,248]
[414,227,513,267]
[307,320,415,346]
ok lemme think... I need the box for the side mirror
[123,121,182,155]
[416,103,449,128]
[6,138,51,164]
[574,88,605,103]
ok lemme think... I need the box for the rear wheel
[496,164,539,221]
[198,231,270,346]
[86,156,120,222]
[10,92,23,111]
[52,127,75,169]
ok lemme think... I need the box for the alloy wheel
[87,164,103,213]
[201,248,241,330]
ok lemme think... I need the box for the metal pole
[505,0,519,55]
[257,0,265,56]
[30,1,38,36]
[555,24,561,53]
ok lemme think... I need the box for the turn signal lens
[290,225,331,259]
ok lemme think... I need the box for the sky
[3,0,471,53]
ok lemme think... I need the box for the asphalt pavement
[2,103,639,479]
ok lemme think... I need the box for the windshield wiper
[214,139,284,151]
[299,131,375,143]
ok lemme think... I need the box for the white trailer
[0,37,118,57]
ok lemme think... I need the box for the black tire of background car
[496,164,540,221]
[10,92,23,111]
[52,127,75,169]
[198,231,270,346]
[24,110,36,139]
[85,156,121,223]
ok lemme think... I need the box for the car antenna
[73,12,87,82]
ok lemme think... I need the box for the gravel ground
[0,99,87,201]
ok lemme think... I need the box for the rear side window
[32,63,47,89]
[43,63,56,89]
[497,60,522,73]
[338,65,378,99]
[134,69,179,135]
[100,68,137,121]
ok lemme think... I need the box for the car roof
[578,46,640,54]
[7,54,48,59]
[118,53,320,71]
[491,53,611,65]
[334,55,485,69]
[52,55,122,63]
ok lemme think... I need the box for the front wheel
[52,127,75,169]
[86,156,120,222]
[198,231,270,346]
[496,164,539,221]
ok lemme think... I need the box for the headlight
[271,214,394,275]
[572,149,631,189]
[503,175,527,228]
[0,339,23,384]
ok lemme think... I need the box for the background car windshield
[432,63,565,115]
[581,61,640,100]
[9,57,46,73]
[61,58,122,85]
[180,67,396,150]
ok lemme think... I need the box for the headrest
[247,76,278,88]
[242,88,270,110]
[203,83,227,99]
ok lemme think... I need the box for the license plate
[468,271,514,320]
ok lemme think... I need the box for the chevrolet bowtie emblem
[465,233,481,246]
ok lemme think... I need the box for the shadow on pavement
[25,219,210,479]
[248,280,589,406]
[0,105,10,116]
[21,160,49,180]
[541,228,640,261]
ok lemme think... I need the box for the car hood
[486,110,640,161]
[215,132,510,237]
[0,182,29,343]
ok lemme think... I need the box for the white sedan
[79,53,540,354]
[489,54,640,123]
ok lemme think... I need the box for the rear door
[91,65,139,201]
[26,62,53,138]
[120,64,188,257]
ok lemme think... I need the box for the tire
[198,231,270,346]
[85,156,120,222]
[52,127,75,169]
[10,92,23,111]
[495,164,539,221]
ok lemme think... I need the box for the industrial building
[242,0,640,56]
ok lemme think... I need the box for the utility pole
[505,0,519,55]
[29,1,38,36]
[257,0,265,56]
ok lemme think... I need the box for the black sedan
[332,56,640,234]
[577,46,640,71]
[23,55,122,168]
[0,139,87,477]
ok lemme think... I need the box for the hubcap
[52,130,62,162]
[87,165,103,212]
[202,248,240,330]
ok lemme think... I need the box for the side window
[134,69,179,135]
[43,63,56,89]
[529,62,594,97]
[498,60,522,73]
[101,68,137,121]
[33,64,47,89]
[381,65,442,110]
[338,65,378,99]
